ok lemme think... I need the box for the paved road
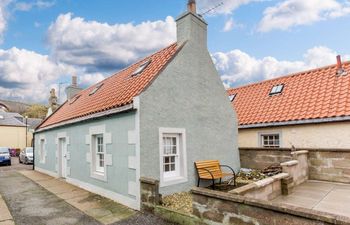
[0,158,176,225]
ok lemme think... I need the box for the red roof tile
[39,43,179,129]
[228,61,350,127]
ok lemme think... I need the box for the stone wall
[281,150,309,187]
[308,149,350,183]
[239,147,292,169]
[241,148,350,184]
[192,187,350,225]
[230,173,289,201]
[140,177,160,209]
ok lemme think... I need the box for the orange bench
[195,160,236,189]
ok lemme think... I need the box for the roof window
[131,60,151,77]
[229,94,236,102]
[270,84,284,95]
[69,94,81,105]
[89,83,104,96]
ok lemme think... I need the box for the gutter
[35,103,134,133]
[239,116,350,129]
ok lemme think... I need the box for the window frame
[259,132,281,148]
[92,134,106,176]
[39,138,46,163]
[159,128,187,187]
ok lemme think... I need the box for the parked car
[0,147,11,166]
[19,147,34,164]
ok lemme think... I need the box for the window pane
[164,157,169,163]
[171,164,175,171]
[170,156,175,163]
[172,146,177,154]
[164,164,169,172]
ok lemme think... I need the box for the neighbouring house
[34,0,240,210]
[0,110,28,149]
[228,56,350,149]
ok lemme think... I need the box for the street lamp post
[25,116,28,147]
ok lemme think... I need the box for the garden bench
[194,160,236,189]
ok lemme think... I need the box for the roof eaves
[238,115,350,129]
[35,103,134,133]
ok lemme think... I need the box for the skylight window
[270,84,284,95]
[131,60,151,77]
[229,94,236,102]
[89,83,104,96]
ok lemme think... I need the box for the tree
[23,104,48,119]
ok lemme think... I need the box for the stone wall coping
[291,150,308,155]
[140,177,159,185]
[240,147,292,152]
[230,173,289,194]
[280,160,298,167]
[191,187,350,224]
[229,183,257,195]
[240,147,350,153]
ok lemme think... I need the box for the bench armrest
[220,165,236,186]
[220,165,235,174]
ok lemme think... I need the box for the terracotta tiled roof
[228,61,350,127]
[39,43,179,129]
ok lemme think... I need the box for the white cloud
[258,0,350,32]
[79,73,105,87]
[0,47,67,103]
[0,0,11,44]
[47,13,176,72]
[223,17,234,32]
[198,0,260,15]
[212,46,350,87]
[15,0,55,11]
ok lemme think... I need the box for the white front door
[58,138,67,178]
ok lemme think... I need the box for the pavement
[273,180,350,217]
[0,158,176,225]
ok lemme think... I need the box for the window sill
[91,171,107,182]
[160,176,188,187]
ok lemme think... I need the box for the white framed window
[159,128,187,187]
[260,133,280,148]
[95,134,105,173]
[86,125,112,182]
[93,134,105,175]
[39,138,46,163]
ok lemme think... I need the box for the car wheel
[19,157,22,163]
[8,161,11,166]
[24,159,28,165]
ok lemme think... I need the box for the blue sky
[0,0,350,103]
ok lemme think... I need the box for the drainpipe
[32,132,35,171]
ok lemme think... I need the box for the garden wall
[192,187,350,225]
[239,147,292,169]
[308,149,350,183]
[241,148,350,184]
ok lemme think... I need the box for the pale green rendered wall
[34,111,136,199]
[139,13,240,195]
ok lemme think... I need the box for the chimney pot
[187,0,196,14]
[72,76,77,87]
[337,55,342,69]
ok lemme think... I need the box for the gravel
[161,192,193,215]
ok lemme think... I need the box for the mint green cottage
[34,0,240,210]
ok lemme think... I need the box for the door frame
[58,137,67,178]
